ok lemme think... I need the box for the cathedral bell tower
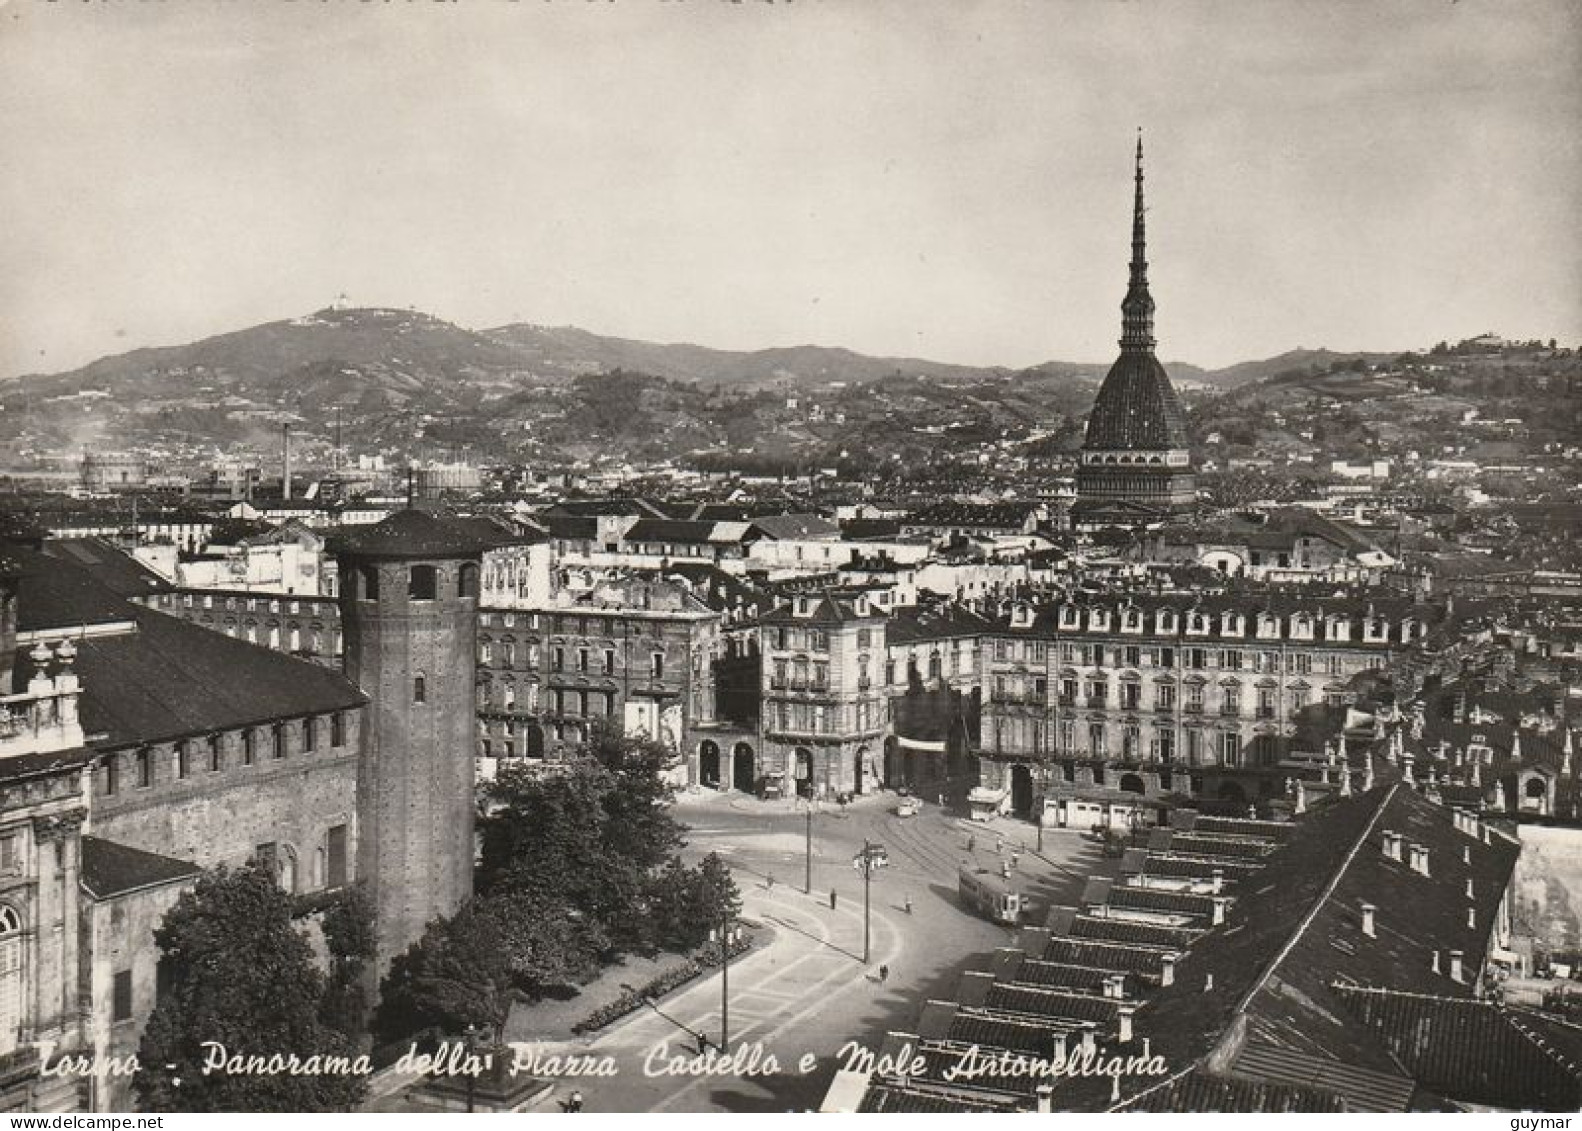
[1073,133,1197,528]
[332,511,494,973]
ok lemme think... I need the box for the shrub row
[571,933,754,1035]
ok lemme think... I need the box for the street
[502,789,1118,1112]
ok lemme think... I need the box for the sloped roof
[41,538,173,599]
[1083,351,1191,451]
[746,513,840,541]
[328,509,501,559]
[10,546,137,633]
[50,605,366,749]
[1334,987,1582,1111]
[624,519,722,546]
[80,835,201,901]
[1112,1068,1349,1112]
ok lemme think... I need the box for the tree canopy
[133,862,368,1113]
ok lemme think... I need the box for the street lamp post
[854,840,886,964]
[805,804,813,895]
[718,904,734,1052]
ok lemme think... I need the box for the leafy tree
[477,893,607,1001]
[319,885,377,1039]
[375,901,514,1045]
[133,862,367,1113]
[648,853,742,951]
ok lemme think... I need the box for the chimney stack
[1449,950,1464,982]
[1103,974,1125,1000]
[1431,949,1441,975]
[1408,843,1430,876]
[1160,953,1177,987]
[1035,1085,1054,1114]
[1117,1004,1136,1044]
[1465,877,1474,899]
[1463,844,1472,865]
[1211,895,1230,926]
[1211,868,1225,894]
[1467,906,1476,931]
[1360,903,1376,938]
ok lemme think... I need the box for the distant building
[1072,138,1196,529]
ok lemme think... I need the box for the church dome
[1083,351,1191,451]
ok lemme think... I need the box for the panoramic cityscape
[0,0,1579,1118]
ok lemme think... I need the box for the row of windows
[102,713,348,795]
[476,642,667,679]
[999,641,1350,676]
[768,700,883,735]
[990,720,1282,767]
[767,626,873,652]
[172,592,332,616]
[992,678,1343,715]
[1024,608,1412,642]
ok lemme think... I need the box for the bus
[958,866,1024,926]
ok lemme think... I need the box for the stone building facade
[759,594,889,798]
[977,593,1436,823]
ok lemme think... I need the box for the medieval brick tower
[1073,134,1197,528]
[332,510,493,972]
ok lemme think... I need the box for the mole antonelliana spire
[1072,130,1197,529]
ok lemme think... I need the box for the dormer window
[1291,614,1313,640]
[1088,608,1110,632]
[1364,618,1388,642]
[1256,614,1280,639]
[1326,616,1352,642]
[1122,608,1143,632]
[1221,613,1244,636]
[1157,610,1177,634]
[1188,613,1210,636]
[1059,606,1080,630]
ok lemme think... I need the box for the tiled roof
[984,984,1121,1025]
[80,835,201,900]
[328,509,500,559]
[1082,351,1190,451]
[746,513,840,541]
[1039,936,1173,975]
[1112,1068,1349,1113]
[10,547,137,634]
[41,538,173,599]
[887,603,998,644]
[56,605,366,749]
[1334,987,1582,1111]
[624,519,723,545]
[857,1081,1013,1113]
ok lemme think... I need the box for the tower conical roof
[1082,133,1191,453]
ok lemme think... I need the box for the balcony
[1183,703,1204,715]
[769,679,831,694]
[1219,704,1241,717]
[1255,707,1278,720]
[990,693,1048,707]
[1153,702,1177,714]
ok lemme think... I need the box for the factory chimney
[282,424,293,501]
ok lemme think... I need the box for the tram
[958,865,1024,925]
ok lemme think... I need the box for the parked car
[896,796,922,818]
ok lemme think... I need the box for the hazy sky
[2,0,1579,378]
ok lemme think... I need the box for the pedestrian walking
[829,888,838,911]
[567,1090,584,1113]
[766,873,775,890]
[967,835,976,853]
[879,964,890,985]
[904,895,913,915]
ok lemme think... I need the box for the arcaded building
[1073,137,1197,529]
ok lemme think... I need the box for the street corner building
[0,510,498,1111]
